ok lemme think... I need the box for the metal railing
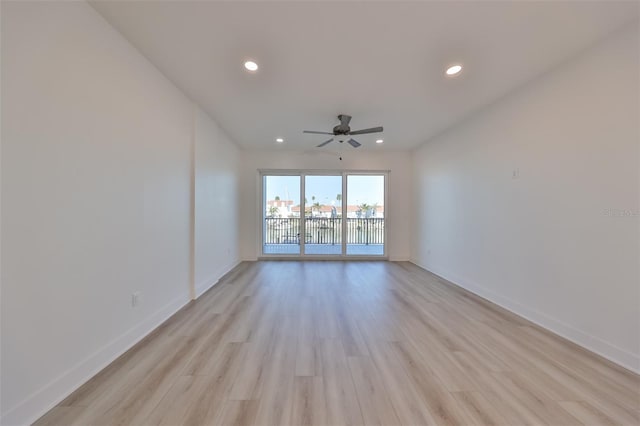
[345,217,384,245]
[264,217,384,245]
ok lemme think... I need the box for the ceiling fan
[303,114,383,148]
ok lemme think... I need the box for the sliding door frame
[258,169,389,260]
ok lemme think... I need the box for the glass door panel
[303,175,342,255]
[346,175,385,256]
[262,175,301,255]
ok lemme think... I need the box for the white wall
[193,106,241,297]
[0,2,240,424]
[412,24,640,372]
[239,150,412,261]
[2,3,635,425]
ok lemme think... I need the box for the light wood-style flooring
[35,261,640,425]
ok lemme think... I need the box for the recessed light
[276,138,284,143]
[244,60,258,72]
[446,64,462,76]
[376,139,384,144]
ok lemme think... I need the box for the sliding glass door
[304,175,343,255]
[262,174,301,255]
[261,171,387,258]
[346,174,385,256]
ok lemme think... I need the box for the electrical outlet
[512,168,520,179]
[132,291,141,307]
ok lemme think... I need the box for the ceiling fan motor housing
[334,114,352,134]
[333,125,350,135]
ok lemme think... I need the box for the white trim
[258,172,265,256]
[341,173,347,255]
[258,256,389,261]
[382,173,389,258]
[258,168,391,174]
[300,174,306,255]
[194,260,242,299]
[409,259,640,374]
[1,293,191,426]
[189,104,197,300]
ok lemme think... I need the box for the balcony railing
[264,217,384,245]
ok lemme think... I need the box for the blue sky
[264,175,384,206]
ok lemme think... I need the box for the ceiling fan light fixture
[305,114,383,149]
[244,60,259,72]
[276,138,284,143]
[446,64,462,76]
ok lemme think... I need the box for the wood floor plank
[489,371,583,426]
[32,406,86,426]
[180,374,232,426]
[252,317,297,426]
[290,376,327,426]
[389,340,468,426]
[366,340,436,426]
[558,400,619,426]
[215,400,259,426]
[347,356,401,426]
[451,391,509,426]
[34,261,640,426]
[94,334,203,425]
[295,338,322,377]
[318,338,365,426]
[144,375,207,426]
[58,329,178,408]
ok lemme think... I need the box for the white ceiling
[91,1,638,151]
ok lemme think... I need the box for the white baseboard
[4,260,244,426]
[1,293,191,426]
[247,256,408,262]
[409,259,640,374]
[194,259,242,299]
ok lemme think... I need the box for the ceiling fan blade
[347,138,361,148]
[349,126,383,135]
[338,114,352,127]
[317,138,334,148]
[303,130,334,135]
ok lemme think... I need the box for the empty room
[1,1,639,425]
